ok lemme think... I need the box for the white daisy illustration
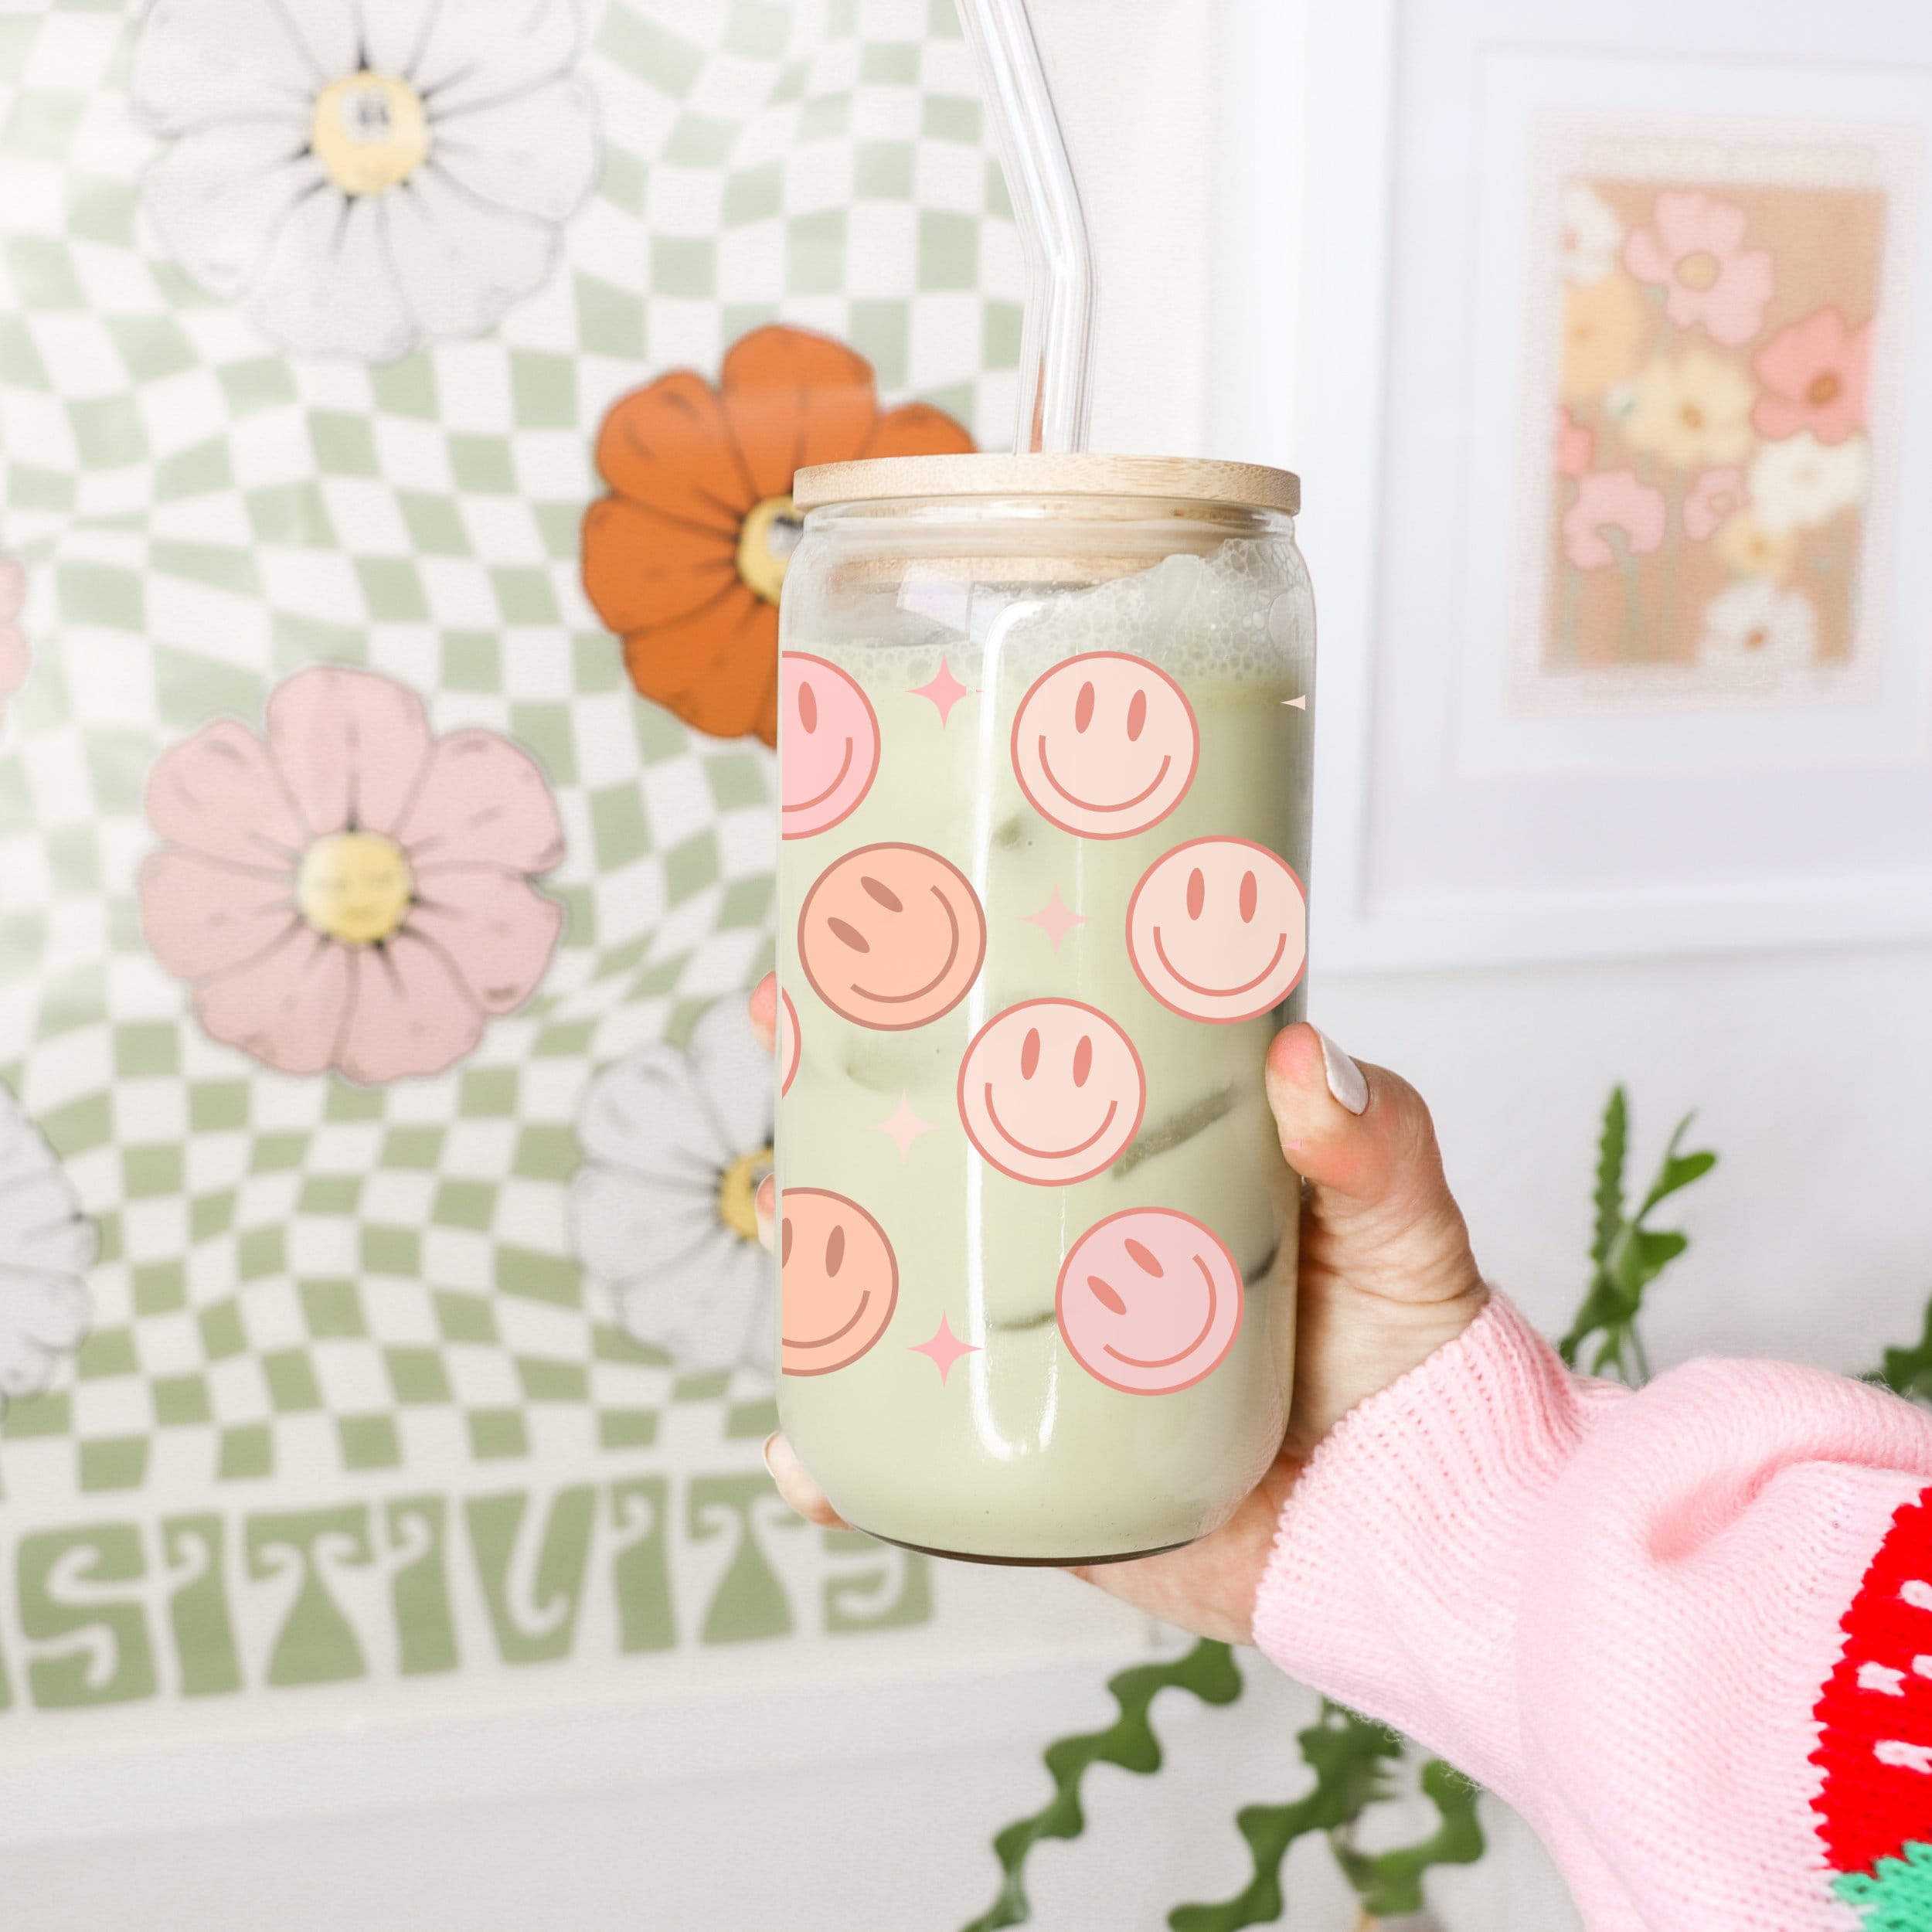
[1695,579,1820,672]
[1561,182,1623,287]
[569,998,775,1380]
[131,0,601,362]
[1748,431,1871,536]
[0,1083,97,1410]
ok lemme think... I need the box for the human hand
[747,972,1487,1645]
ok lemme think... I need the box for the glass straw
[955,0,1096,454]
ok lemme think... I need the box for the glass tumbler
[774,453,1314,1563]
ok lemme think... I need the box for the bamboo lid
[793,451,1301,516]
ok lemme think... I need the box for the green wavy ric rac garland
[1170,1706,1484,1930]
[960,1645,1485,1932]
[960,1638,1244,1932]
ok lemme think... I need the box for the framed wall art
[1270,0,1932,968]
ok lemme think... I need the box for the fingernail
[1314,1029,1369,1115]
[760,1431,781,1480]
[756,1175,775,1216]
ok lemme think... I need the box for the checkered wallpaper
[0,0,1025,1730]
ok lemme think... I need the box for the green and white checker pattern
[0,0,1019,1547]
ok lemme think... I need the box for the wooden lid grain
[793,451,1300,516]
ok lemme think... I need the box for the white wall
[15,2,1926,1927]
[1323,942,1932,1382]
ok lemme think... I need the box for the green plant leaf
[1868,1294,1932,1403]
[1634,1116,1717,1219]
[1561,1093,1715,1386]
[963,1638,1243,1932]
[1167,1704,1404,1932]
[1614,1226,1689,1292]
[1330,1757,1488,1917]
[1590,1085,1628,1271]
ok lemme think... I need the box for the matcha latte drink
[774,454,1314,1563]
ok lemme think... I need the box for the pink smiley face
[1010,653,1199,839]
[777,988,800,1097]
[781,652,879,839]
[1056,1209,1244,1395]
[1126,837,1308,1023]
[957,999,1145,1185]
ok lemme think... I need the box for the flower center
[736,495,803,605]
[716,1145,774,1243]
[297,831,413,946]
[311,72,431,197]
[1676,250,1721,291]
[1744,627,1769,651]
[1679,403,1706,430]
[1807,372,1842,406]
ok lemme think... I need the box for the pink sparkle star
[909,1313,978,1384]
[1283,695,1308,709]
[1023,886,1087,951]
[910,655,970,726]
[869,1091,937,1161]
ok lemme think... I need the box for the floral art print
[1545,177,1883,699]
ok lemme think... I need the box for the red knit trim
[1812,1488,1932,1877]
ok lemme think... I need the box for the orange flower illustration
[582,325,975,746]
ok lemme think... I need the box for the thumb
[1264,1022,1483,1314]
[748,972,777,1056]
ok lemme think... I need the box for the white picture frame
[1233,0,1932,970]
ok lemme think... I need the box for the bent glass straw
[955,0,1097,454]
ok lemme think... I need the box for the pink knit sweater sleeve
[1250,1297,1932,1930]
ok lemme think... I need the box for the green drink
[776,456,1313,1563]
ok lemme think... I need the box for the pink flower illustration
[1752,306,1870,444]
[1562,469,1667,570]
[1683,465,1746,543]
[1556,406,1594,478]
[0,556,32,722]
[1623,190,1773,346]
[140,665,565,1084]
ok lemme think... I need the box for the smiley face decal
[1056,1209,1244,1395]
[777,988,800,1098]
[957,999,1145,1185]
[1126,837,1308,1023]
[781,652,879,840]
[781,1187,899,1376]
[1010,652,1199,839]
[798,842,987,1030]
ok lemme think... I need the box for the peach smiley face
[781,1187,898,1376]
[1011,652,1199,839]
[957,998,1145,1185]
[798,842,987,1031]
[1056,1209,1244,1395]
[1127,837,1307,1023]
[781,653,879,840]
